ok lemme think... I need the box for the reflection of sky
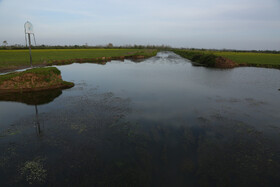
[0,102,33,127]
[0,0,279,49]
[1,52,280,129]
[58,52,280,126]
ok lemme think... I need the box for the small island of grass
[0,67,74,93]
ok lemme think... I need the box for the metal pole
[28,33,33,67]
[25,33,27,47]
[32,34,37,46]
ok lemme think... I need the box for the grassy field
[0,49,157,71]
[174,50,280,68]
[1,48,279,71]
[211,51,280,66]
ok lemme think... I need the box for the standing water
[1,52,280,186]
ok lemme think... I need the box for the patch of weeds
[62,81,75,87]
[19,157,47,184]
[14,83,19,89]
[70,123,87,134]
[0,129,21,138]
[44,77,51,82]
[0,146,17,167]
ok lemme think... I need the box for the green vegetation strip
[173,50,280,69]
[0,49,157,71]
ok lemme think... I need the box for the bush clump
[173,50,217,67]
[19,158,47,184]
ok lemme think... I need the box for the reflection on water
[0,52,280,186]
[0,89,64,136]
[35,105,41,136]
[0,89,62,105]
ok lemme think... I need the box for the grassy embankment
[0,49,157,72]
[0,67,74,93]
[173,50,280,69]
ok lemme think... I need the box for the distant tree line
[0,43,172,50]
[1,41,279,53]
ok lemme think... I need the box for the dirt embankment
[215,56,238,68]
[0,67,74,93]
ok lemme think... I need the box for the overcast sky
[0,0,279,50]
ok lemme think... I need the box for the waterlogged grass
[0,49,157,70]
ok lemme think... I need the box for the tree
[2,40,8,46]
[107,43,113,48]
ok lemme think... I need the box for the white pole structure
[24,21,35,68]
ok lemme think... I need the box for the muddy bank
[215,56,237,68]
[0,67,74,93]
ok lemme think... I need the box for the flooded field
[1,52,280,186]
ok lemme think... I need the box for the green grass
[211,51,280,66]
[174,49,280,68]
[0,49,157,70]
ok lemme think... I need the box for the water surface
[1,52,280,186]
